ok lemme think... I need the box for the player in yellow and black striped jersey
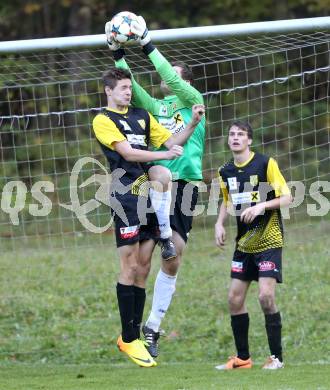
[219,151,289,254]
[215,121,292,371]
[92,67,204,367]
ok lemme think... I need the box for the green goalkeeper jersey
[115,49,205,181]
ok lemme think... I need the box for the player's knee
[259,292,275,312]
[175,246,184,259]
[149,165,172,188]
[138,258,151,278]
[120,249,139,281]
[162,256,180,276]
[121,263,138,284]
[228,292,245,311]
[139,252,151,268]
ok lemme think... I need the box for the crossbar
[0,16,329,53]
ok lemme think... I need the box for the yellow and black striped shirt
[219,152,290,253]
[93,107,171,193]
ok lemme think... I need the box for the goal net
[1,29,329,252]
[0,23,329,364]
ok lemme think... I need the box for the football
[109,11,138,44]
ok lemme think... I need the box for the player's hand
[165,145,183,160]
[130,16,151,46]
[105,21,121,50]
[215,223,226,248]
[240,203,265,224]
[191,104,205,126]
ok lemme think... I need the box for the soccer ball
[109,11,138,44]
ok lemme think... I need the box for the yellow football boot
[117,335,157,367]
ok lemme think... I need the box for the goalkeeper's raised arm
[130,16,203,107]
[105,16,204,114]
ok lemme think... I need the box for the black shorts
[111,191,159,248]
[231,247,282,283]
[170,180,199,243]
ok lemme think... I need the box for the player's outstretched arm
[131,16,203,106]
[114,140,182,163]
[163,104,205,148]
[240,195,292,224]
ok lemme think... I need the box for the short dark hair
[102,67,131,89]
[229,120,253,139]
[171,61,194,83]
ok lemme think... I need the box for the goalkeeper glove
[105,21,121,50]
[131,16,151,46]
[105,21,125,61]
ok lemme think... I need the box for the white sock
[145,269,177,332]
[149,188,172,239]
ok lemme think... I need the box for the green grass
[0,220,329,389]
[0,363,329,390]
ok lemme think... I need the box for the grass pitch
[0,220,329,389]
[0,363,330,390]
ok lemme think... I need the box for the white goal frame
[0,16,329,250]
[0,16,329,53]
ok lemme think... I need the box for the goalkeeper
[106,16,206,358]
